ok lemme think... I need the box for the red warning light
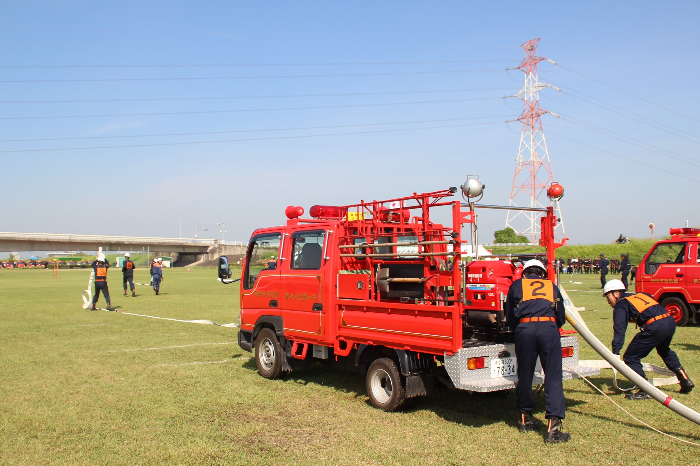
[285,206,304,219]
[309,205,347,219]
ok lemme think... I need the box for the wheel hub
[259,339,275,370]
[370,368,393,403]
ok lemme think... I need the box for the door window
[291,230,325,270]
[645,242,686,274]
[243,233,281,289]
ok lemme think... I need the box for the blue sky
[1,1,698,245]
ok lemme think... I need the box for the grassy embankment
[1,268,698,465]
[489,238,659,264]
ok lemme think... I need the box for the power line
[547,130,700,184]
[0,121,505,154]
[0,60,515,69]
[0,68,507,84]
[559,115,700,167]
[559,65,700,124]
[0,115,510,143]
[555,86,700,145]
[0,88,514,104]
[0,96,503,120]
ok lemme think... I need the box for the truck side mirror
[218,256,232,279]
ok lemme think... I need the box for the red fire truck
[636,227,700,326]
[220,183,599,411]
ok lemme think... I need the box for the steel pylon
[505,39,566,243]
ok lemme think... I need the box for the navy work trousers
[600,270,607,288]
[92,281,110,305]
[621,271,629,289]
[515,322,566,419]
[152,276,161,291]
[123,275,134,291]
[623,318,681,378]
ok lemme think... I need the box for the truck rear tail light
[310,205,347,219]
[467,357,485,370]
[562,346,574,358]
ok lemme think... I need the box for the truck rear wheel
[661,297,689,327]
[366,358,406,412]
[255,328,284,379]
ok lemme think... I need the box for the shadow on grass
[567,408,700,441]
[240,358,588,429]
[678,343,700,352]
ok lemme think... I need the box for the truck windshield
[244,233,281,290]
[646,242,686,275]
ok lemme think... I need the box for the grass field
[1,267,699,465]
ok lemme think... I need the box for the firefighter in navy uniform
[619,254,631,289]
[91,253,112,310]
[603,279,694,399]
[599,253,609,289]
[150,257,163,295]
[122,252,136,297]
[505,260,570,444]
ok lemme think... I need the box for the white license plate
[490,357,517,378]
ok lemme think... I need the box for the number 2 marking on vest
[530,280,546,297]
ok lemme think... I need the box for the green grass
[490,238,659,264]
[1,268,699,465]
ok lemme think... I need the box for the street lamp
[180,210,189,238]
[216,217,226,241]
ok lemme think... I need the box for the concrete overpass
[0,232,247,264]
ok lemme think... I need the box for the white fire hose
[561,287,700,426]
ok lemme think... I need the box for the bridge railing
[0,232,246,246]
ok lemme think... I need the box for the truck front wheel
[660,297,689,327]
[366,358,406,411]
[255,328,284,379]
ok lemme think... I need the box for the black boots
[674,367,695,394]
[518,410,543,432]
[625,389,652,400]
[91,303,96,310]
[545,417,571,444]
[132,290,136,297]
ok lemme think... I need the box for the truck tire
[660,297,689,327]
[366,358,406,412]
[255,328,284,379]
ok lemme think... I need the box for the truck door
[241,232,283,323]
[280,229,328,340]
[643,241,687,295]
[687,242,700,302]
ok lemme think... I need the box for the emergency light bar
[669,228,700,236]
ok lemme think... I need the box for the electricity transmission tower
[505,38,566,243]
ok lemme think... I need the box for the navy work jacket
[505,274,566,330]
[611,292,670,354]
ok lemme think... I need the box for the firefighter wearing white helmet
[505,258,570,443]
[604,280,694,399]
[150,257,164,295]
[90,252,112,310]
[122,252,136,297]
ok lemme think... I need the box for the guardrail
[0,232,246,246]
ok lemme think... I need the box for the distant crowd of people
[556,253,636,289]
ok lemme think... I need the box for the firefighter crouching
[122,252,136,297]
[150,257,163,295]
[91,253,112,310]
[505,260,570,444]
[603,279,694,399]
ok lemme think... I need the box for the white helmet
[96,253,106,262]
[523,259,546,273]
[124,252,130,258]
[157,258,163,263]
[603,279,626,295]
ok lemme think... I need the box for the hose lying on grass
[94,307,238,328]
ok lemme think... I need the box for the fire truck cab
[636,227,700,326]
[222,184,599,411]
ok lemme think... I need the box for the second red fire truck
[220,181,599,411]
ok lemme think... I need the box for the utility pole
[505,38,566,243]
[216,218,226,241]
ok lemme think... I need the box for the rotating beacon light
[285,206,304,219]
